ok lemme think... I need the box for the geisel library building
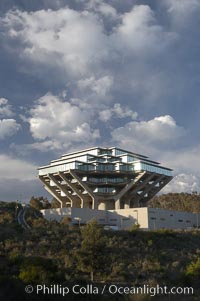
[39,147,200,230]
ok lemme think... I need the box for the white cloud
[111,115,186,155]
[165,0,200,28]
[28,93,99,149]
[99,103,138,122]
[0,98,14,117]
[85,0,118,18]
[112,5,175,56]
[162,173,200,194]
[97,3,117,18]
[162,145,200,175]
[98,109,112,122]
[113,103,138,119]
[4,7,108,76]
[0,154,37,180]
[0,119,21,139]
[1,4,176,105]
[111,114,200,195]
[78,75,113,98]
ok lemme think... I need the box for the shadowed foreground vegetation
[0,197,200,300]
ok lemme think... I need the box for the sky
[0,0,200,201]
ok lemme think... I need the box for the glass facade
[39,147,172,178]
[94,187,116,193]
[133,162,172,176]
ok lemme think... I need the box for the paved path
[17,205,31,229]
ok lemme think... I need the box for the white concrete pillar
[98,201,106,210]
[115,199,121,209]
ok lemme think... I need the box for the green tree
[186,258,200,278]
[129,223,140,232]
[76,219,106,281]
[29,196,42,210]
[29,196,50,210]
[19,257,56,283]
[0,212,14,224]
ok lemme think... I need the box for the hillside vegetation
[0,195,200,300]
[149,193,200,213]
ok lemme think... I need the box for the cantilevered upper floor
[38,147,173,210]
[38,147,172,176]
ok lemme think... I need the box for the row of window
[98,218,131,222]
[134,162,172,176]
[88,177,125,183]
[93,187,116,193]
[150,212,176,217]
[150,217,192,223]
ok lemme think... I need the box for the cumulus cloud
[162,173,200,194]
[111,114,200,194]
[162,145,200,175]
[99,103,138,122]
[77,75,113,98]
[0,98,21,139]
[28,93,99,149]
[3,7,109,76]
[165,0,200,29]
[111,115,186,155]
[85,0,118,17]
[112,5,174,55]
[0,119,21,139]
[0,98,14,117]
[0,4,177,108]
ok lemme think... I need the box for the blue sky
[0,0,200,201]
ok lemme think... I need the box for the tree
[19,257,56,283]
[129,223,140,232]
[29,196,51,210]
[51,198,61,208]
[75,219,106,281]
[186,258,200,278]
[29,196,42,210]
[61,216,71,225]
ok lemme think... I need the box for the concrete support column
[124,200,130,209]
[98,201,106,210]
[92,197,98,210]
[115,199,121,209]
[81,199,88,208]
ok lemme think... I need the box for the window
[110,218,117,221]
[160,218,166,221]
[99,149,112,155]
[151,217,156,220]
[178,219,183,222]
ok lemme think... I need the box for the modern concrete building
[40,207,200,230]
[38,147,173,210]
